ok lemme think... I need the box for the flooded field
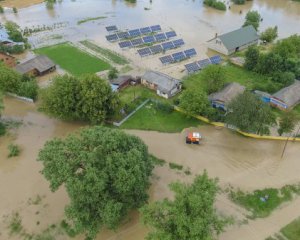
[1,98,300,239]
[1,0,300,78]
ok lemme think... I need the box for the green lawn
[35,43,111,76]
[230,185,300,219]
[121,102,202,132]
[281,217,300,240]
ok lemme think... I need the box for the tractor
[186,132,201,144]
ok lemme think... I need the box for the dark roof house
[142,71,181,99]
[207,25,259,55]
[208,82,246,110]
[110,75,133,90]
[15,55,56,76]
[271,80,300,110]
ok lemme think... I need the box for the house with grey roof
[15,55,56,76]
[142,71,181,99]
[270,80,300,110]
[208,82,246,111]
[207,25,259,55]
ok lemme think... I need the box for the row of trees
[40,74,119,124]
[38,126,226,239]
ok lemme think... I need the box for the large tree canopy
[41,74,119,123]
[141,171,226,240]
[243,10,261,30]
[38,126,153,239]
[201,64,226,94]
[226,92,276,135]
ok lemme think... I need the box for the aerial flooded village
[1,0,300,239]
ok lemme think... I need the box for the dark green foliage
[0,44,25,54]
[150,155,166,166]
[0,5,4,13]
[41,74,119,123]
[108,67,118,80]
[226,92,276,135]
[8,144,20,158]
[260,26,278,43]
[278,111,299,136]
[168,162,183,170]
[12,7,17,13]
[152,101,173,114]
[271,71,295,87]
[179,89,210,116]
[5,21,26,43]
[0,123,5,136]
[203,0,226,11]
[243,10,261,30]
[38,126,153,239]
[18,79,39,100]
[232,0,246,4]
[201,64,226,94]
[141,172,226,240]
[281,217,300,240]
[244,46,260,71]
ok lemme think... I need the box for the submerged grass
[77,16,107,25]
[281,217,300,240]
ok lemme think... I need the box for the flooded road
[1,98,300,239]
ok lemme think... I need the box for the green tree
[0,63,21,93]
[271,71,295,87]
[38,126,153,239]
[260,26,278,43]
[12,7,18,13]
[256,52,283,75]
[141,171,226,240]
[243,10,261,30]
[4,21,25,43]
[244,46,260,71]
[41,74,119,123]
[108,67,118,80]
[278,111,298,136]
[179,89,210,116]
[226,92,276,135]
[0,92,3,117]
[0,5,4,14]
[202,65,226,94]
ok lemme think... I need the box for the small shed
[207,25,259,55]
[141,71,181,99]
[110,75,133,90]
[270,80,300,110]
[15,55,56,76]
[253,90,271,103]
[0,52,16,68]
[208,82,246,111]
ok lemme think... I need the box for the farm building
[207,25,259,55]
[0,52,16,68]
[15,55,56,76]
[110,75,133,91]
[253,90,271,103]
[270,80,300,110]
[142,71,181,99]
[208,82,246,111]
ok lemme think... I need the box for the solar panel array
[159,48,197,64]
[185,55,222,74]
[137,39,185,57]
[106,24,162,42]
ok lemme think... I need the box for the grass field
[80,40,128,65]
[121,102,202,132]
[35,43,111,76]
[281,217,300,240]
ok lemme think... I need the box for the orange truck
[186,132,202,144]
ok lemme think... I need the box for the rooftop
[110,75,133,86]
[272,80,300,108]
[209,82,246,104]
[142,70,181,92]
[15,55,55,75]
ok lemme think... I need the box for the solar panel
[150,45,163,54]
[154,33,167,42]
[173,39,185,47]
[129,29,141,37]
[106,34,118,42]
[106,25,118,32]
[117,32,130,39]
[140,27,152,34]
[159,55,174,65]
[119,41,132,48]
[185,62,201,74]
[137,48,151,57]
[210,55,222,64]
[150,25,162,32]
[131,38,144,46]
[184,48,197,58]
[198,58,212,69]
[172,52,186,61]
[162,41,175,50]
[165,31,177,39]
[143,35,155,43]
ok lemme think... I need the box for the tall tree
[244,46,260,71]
[243,10,261,30]
[179,89,210,116]
[38,126,154,239]
[141,171,226,240]
[0,62,21,93]
[278,111,299,136]
[260,26,278,43]
[226,92,276,135]
[202,65,226,94]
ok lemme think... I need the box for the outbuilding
[15,55,56,76]
[270,80,300,110]
[208,82,246,111]
[141,71,181,99]
[0,52,16,68]
[207,25,259,55]
[110,75,133,91]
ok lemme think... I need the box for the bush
[153,101,174,114]
[17,80,39,100]
[8,144,20,158]
[260,26,278,43]
[204,0,226,11]
[233,0,246,4]
[0,122,6,136]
